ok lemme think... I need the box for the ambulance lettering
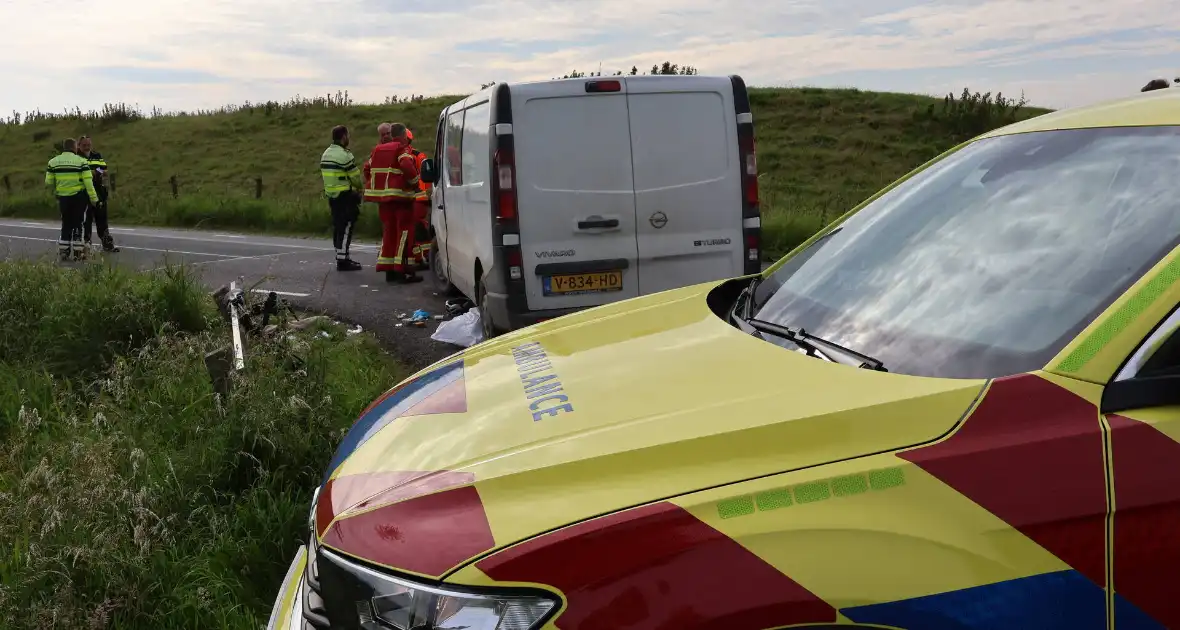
[512,341,575,421]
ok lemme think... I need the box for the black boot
[102,236,119,253]
[398,272,424,284]
[337,258,362,271]
[386,271,404,283]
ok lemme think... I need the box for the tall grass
[0,260,408,628]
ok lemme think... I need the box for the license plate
[543,271,623,296]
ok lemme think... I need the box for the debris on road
[431,307,485,348]
[445,298,475,318]
[288,315,331,331]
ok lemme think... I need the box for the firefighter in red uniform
[405,129,432,271]
[362,123,422,283]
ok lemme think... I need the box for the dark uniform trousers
[83,190,112,247]
[58,193,89,256]
[329,192,361,260]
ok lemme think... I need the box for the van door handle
[578,218,619,229]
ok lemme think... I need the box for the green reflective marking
[755,488,793,511]
[794,481,831,504]
[1057,255,1180,373]
[832,474,869,497]
[716,466,910,519]
[869,467,906,491]
[717,495,755,519]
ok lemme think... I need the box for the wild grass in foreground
[0,260,409,628]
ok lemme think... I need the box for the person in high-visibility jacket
[363,123,422,283]
[77,135,119,253]
[405,129,432,271]
[321,125,364,271]
[45,138,99,261]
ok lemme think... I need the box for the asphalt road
[0,219,459,370]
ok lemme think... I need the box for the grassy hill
[0,87,1049,259]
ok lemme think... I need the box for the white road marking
[215,234,246,239]
[144,249,304,272]
[0,233,235,258]
[0,220,359,252]
[251,289,310,298]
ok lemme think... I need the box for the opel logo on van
[650,211,668,229]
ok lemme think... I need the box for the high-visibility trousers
[376,201,416,273]
[411,200,431,265]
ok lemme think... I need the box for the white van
[419,74,763,339]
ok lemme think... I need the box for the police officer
[45,138,99,261]
[321,125,364,271]
[77,135,119,252]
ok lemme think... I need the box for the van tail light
[739,132,760,207]
[585,80,621,93]
[493,149,518,223]
[732,72,761,277]
[507,248,523,280]
[745,173,760,207]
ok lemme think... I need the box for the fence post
[1,175,9,194]
[109,172,116,193]
[169,175,178,198]
[255,177,262,199]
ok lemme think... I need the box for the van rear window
[517,95,634,192]
[628,92,730,190]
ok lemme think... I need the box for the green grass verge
[0,87,1050,258]
[0,260,409,628]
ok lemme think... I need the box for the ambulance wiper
[742,318,888,372]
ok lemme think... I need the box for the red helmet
[405,129,414,142]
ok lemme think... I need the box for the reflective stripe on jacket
[321,144,362,198]
[82,150,109,198]
[45,151,98,202]
[363,141,419,203]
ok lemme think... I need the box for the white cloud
[0,0,1177,113]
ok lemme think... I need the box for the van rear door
[513,79,640,311]
[625,76,745,294]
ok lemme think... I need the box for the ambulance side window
[1139,319,1180,378]
[444,110,465,187]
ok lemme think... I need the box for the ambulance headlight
[318,547,558,630]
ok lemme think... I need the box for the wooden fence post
[1,175,9,194]
[255,177,263,199]
[169,175,178,198]
[109,172,116,193]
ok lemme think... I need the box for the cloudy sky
[0,0,1176,115]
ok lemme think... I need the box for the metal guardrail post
[228,280,246,371]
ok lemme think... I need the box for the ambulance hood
[313,280,986,579]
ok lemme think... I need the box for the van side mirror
[420,158,438,185]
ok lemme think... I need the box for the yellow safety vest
[321,144,363,198]
[45,151,98,202]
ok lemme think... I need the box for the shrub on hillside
[0,261,408,629]
[552,60,698,80]
[918,87,1030,142]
